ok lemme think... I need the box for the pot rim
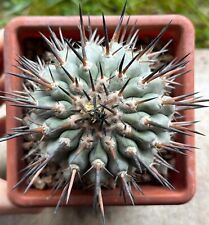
[4,14,195,207]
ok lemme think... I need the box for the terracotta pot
[4,15,195,207]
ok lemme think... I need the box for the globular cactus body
[1,2,207,222]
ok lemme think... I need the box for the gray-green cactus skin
[0,2,206,222]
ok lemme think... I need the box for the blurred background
[0,0,209,48]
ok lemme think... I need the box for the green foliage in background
[1,0,209,48]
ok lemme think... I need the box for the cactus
[0,2,207,222]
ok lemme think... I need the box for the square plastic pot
[4,15,195,207]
